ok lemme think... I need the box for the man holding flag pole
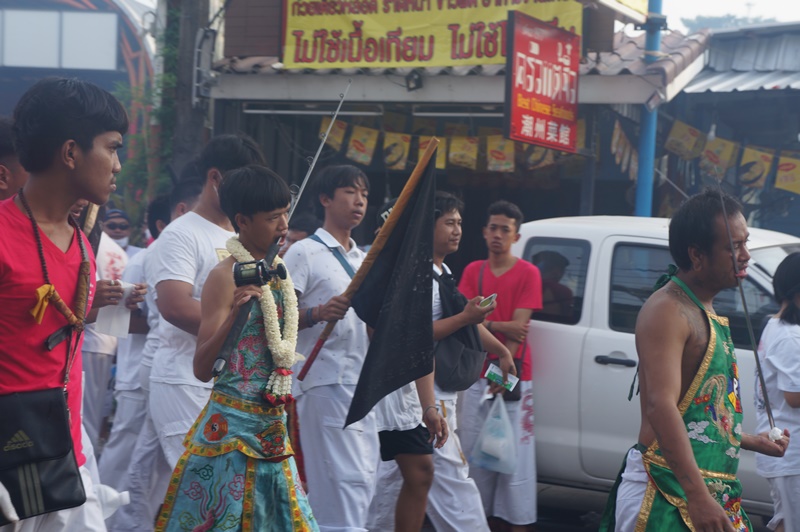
[283,164,377,532]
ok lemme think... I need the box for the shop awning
[210,30,709,106]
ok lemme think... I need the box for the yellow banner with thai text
[284,0,583,69]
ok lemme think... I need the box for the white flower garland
[226,237,299,404]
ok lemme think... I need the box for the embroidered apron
[601,269,750,532]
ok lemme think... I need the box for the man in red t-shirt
[0,78,129,531]
[458,200,542,531]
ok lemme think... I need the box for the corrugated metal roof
[214,30,708,87]
[685,23,800,93]
[708,33,800,72]
[684,70,800,93]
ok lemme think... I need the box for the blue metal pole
[634,0,664,217]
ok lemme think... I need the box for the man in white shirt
[367,191,514,531]
[108,177,204,532]
[147,135,266,469]
[283,165,376,532]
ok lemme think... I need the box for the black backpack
[433,271,486,391]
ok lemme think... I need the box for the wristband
[423,405,438,419]
[306,307,316,327]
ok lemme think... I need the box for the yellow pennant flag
[486,135,515,173]
[448,136,479,170]
[738,146,774,189]
[699,138,739,176]
[346,126,379,166]
[383,133,411,171]
[665,120,704,160]
[320,117,348,151]
[775,156,800,195]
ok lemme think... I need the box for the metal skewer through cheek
[713,167,776,430]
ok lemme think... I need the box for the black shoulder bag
[433,270,487,392]
[0,191,88,525]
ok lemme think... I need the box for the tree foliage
[681,14,777,34]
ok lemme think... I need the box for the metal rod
[287,79,352,221]
[712,169,776,429]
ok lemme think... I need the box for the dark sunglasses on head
[106,222,130,231]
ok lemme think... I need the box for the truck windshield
[750,244,800,278]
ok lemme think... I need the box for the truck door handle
[595,355,637,368]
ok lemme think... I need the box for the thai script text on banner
[284,0,583,69]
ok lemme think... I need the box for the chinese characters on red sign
[505,11,580,153]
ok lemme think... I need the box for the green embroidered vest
[636,272,750,531]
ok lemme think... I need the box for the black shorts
[378,424,433,462]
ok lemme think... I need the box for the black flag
[345,155,437,426]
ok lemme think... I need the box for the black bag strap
[309,234,356,279]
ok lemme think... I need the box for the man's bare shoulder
[636,282,696,338]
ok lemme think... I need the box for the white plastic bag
[469,394,517,474]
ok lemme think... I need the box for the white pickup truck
[512,216,800,516]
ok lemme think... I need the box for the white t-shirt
[83,233,127,355]
[147,212,234,388]
[140,244,161,370]
[375,382,422,432]
[126,245,144,260]
[114,248,147,391]
[284,228,370,392]
[755,317,800,477]
[433,263,458,402]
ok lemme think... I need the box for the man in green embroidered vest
[600,189,789,532]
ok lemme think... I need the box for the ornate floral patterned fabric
[155,287,317,531]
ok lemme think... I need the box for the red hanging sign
[505,11,581,153]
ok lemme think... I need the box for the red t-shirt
[459,258,542,381]
[0,198,96,467]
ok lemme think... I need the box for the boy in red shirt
[458,200,542,532]
[0,77,128,531]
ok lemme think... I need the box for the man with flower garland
[154,165,317,531]
[283,165,376,532]
[147,134,266,471]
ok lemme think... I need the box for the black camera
[232,259,287,287]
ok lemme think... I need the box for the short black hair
[289,213,320,234]
[669,187,743,271]
[312,165,370,218]
[487,200,523,231]
[435,191,464,221]
[12,77,128,173]
[200,134,266,178]
[169,177,204,213]
[773,252,800,326]
[0,117,14,161]
[179,157,202,181]
[147,194,172,239]
[219,165,292,233]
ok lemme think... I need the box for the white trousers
[83,351,115,451]
[459,380,538,526]
[148,381,209,469]
[98,389,146,491]
[767,475,800,532]
[107,393,171,532]
[0,464,106,532]
[298,385,379,532]
[366,397,489,532]
[614,447,648,532]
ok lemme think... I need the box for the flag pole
[298,137,440,381]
